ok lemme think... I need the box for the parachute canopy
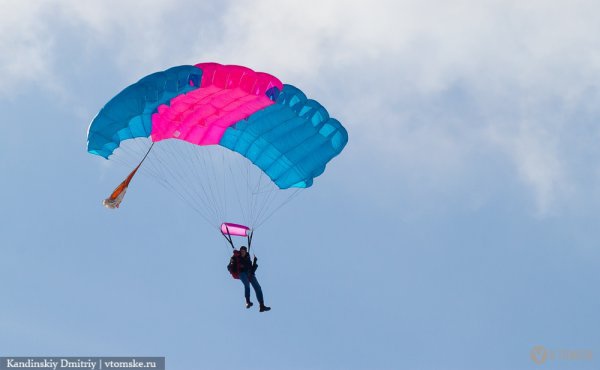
[87,63,348,190]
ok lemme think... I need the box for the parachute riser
[222,225,235,249]
[247,230,253,253]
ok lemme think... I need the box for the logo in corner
[531,345,548,365]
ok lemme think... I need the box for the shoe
[246,301,253,309]
[259,304,271,312]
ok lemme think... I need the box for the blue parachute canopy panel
[218,84,348,189]
[87,65,203,158]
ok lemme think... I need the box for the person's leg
[239,272,253,308]
[249,275,264,304]
[250,275,270,312]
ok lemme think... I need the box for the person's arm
[252,255,258,273]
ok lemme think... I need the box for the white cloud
[0,2,55,98]
[56,0,194,71]
[486,120,571,216]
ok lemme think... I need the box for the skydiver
[228,246,271,312]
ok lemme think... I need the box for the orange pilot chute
[102,143,153,209]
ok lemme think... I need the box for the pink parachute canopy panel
[151,63,283,145]
[221,222,251,237]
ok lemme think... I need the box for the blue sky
[1,1,599,369]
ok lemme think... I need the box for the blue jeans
[239,272,264,304]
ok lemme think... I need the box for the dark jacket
[227,251,257,278]
[239,253,258,274]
